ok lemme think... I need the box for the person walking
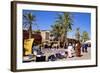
[84,44,88,53]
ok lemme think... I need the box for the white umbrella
[84,40,91,43]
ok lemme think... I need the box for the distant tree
[82,31,89,42]
[34,30,41,34]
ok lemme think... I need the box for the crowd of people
[32,41,90,61]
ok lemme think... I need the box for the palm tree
[51,23,63,41]
[23,12,36,39]
[56,12,73,43]
[75,28,80,41]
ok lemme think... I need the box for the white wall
[0,0,99,73]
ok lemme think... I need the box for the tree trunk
[29,24,32,39]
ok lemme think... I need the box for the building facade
[40,30,50,42]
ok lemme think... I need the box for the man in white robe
[67,43,74,58]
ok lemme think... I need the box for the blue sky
[23,10,91,38]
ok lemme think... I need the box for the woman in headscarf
[75,41,82,57]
